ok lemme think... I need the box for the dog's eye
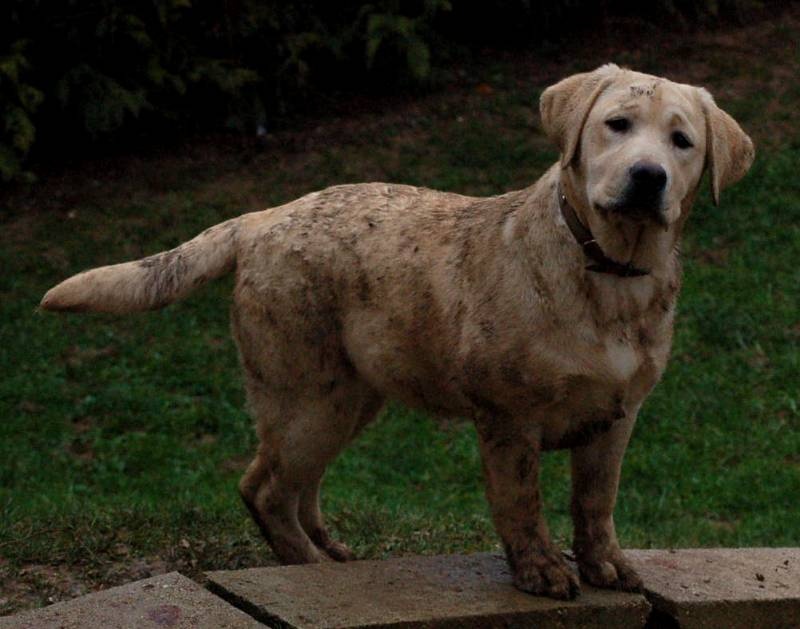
[672,131,693,149]
[605,117,631,133]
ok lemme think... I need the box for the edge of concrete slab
[206,579,291,629]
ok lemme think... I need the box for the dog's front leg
[476,418,580,599]
[570,413,643,591]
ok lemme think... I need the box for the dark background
[0,0,786,184]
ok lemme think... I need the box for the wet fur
[41,66,754,599]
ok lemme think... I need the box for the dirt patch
[0,537,276,617]
[0,556,176,616]
[1,561,90,616]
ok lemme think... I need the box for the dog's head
[540,64,754,229]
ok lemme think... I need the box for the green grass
[1,13,800,614]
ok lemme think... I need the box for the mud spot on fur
[528,261,554,305]
[137,219,239,307]
[500,362,525,387]
[551,417,616,450]
[516,452,536,482]
[138,243,206,307]
[521,523,542,542]
[356,271,371,303]
[466,391,503,417]
[474,416,513,449]
[629,81,661,99]
[462,354,490,386]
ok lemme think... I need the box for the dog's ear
[540,64,621,168]
[697,88,755,205]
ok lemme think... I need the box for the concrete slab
[206,552,650,628]
[626,548,800,629]
[0,571,264,629]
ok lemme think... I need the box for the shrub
[0,0,770,182]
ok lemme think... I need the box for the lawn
[1,11,799,615]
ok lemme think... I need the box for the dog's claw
[324,539,356,562]
[577,553,643,592]
[511,549,581,599]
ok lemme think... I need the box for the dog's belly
[454,328,663,450]
[343,308,472,416]
[344,311,651,447]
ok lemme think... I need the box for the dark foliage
[0,0,771,181]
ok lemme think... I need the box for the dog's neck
[557,184,649,278]
[557,171,684,279]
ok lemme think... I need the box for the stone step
[206,552,650,628]
[2,548,798,628]
[626,547,800,629]
[0,571,265,629]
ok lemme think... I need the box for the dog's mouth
[596,196,668,227]
[595,163,670,226]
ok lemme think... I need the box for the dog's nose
[629,161,667,196]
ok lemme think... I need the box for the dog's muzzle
[611,160,668,223]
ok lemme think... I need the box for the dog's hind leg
[238,370,382,564]
[238,435,325,564]
[230,271,384,564]
[298,478,355,562]
[297,393,384,561]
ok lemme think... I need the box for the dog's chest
[601,335,641,382]
[533,329,663,449]
[567,279,670,394]
[465,321,661,410]
[460,273,673,446]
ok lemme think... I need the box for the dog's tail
[40,218,239,314]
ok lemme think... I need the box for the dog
[41,64,754,600]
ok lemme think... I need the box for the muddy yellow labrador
[42,64,754,599]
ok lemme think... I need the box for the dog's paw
[512,548,581,600]
[576,551,642,592]
[309,527,356,562]
[323,539,356,562]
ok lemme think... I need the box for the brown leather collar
[558,185,649,278]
